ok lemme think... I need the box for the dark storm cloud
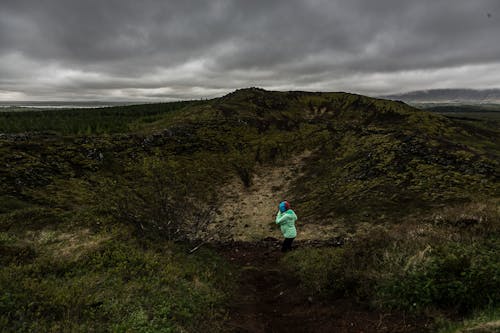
[1,0,500,100]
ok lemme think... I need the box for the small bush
[101,157,212,241]
[282,247,345,295]
[377,241,500,313]
[283,226,394,300]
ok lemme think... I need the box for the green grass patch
[282,214,500,321]
[0,236,234,332]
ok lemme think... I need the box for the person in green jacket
[275,200,297,252]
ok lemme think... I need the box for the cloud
[1,0,500,100]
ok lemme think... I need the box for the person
[275,200,297,252]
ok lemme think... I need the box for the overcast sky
[1,0,499,101]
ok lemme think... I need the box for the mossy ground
[0,224,235,332]
[0,88,498,330]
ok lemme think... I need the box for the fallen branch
[187,222,233,254]
[188,242,205,254]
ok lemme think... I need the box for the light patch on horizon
[0,90,26,100]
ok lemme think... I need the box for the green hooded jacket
[275,209,297,238]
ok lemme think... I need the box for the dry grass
[463,320,500,332]
[24,228,111,261]
[430,200,500,235]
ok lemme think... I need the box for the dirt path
[218,241,431,333]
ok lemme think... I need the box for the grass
[281,200,499,330]
[436,307,500,333]
[0,228,234,332]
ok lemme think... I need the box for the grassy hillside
[3,89,497,227]
[1,88,498,331]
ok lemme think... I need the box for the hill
[2,88,497,229]
[0,88,498,331]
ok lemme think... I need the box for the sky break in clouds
[0,0,499,101]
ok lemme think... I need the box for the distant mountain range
[380,89,500,103]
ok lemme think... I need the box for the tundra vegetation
[0,88,498,332]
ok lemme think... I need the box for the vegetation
[0,101,199,135]
[421,104,500,125]
[282,200,499,323]
[0,88,498,330]
[436,307,500,333]
[0,229,233,332]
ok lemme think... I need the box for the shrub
[282,247,345,295]
[283,223,499,317]
[282,226,394,300]
[377,240,500,313]
[101,157,213,241]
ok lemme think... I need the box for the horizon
[2,87,500,104]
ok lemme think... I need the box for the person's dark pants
[281,237,295,252]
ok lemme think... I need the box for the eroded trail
[218,241,430,333]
